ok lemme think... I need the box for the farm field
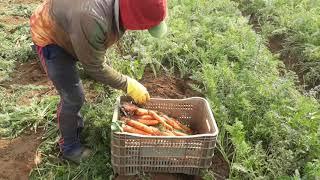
[235,0,320,97]
[0,0,319,179]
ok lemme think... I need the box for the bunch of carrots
[120,103,193,136]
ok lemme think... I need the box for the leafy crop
[119,0,320,178]
[0,0,319,179]
[234,0,320,96]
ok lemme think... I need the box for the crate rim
[112,96,219,138]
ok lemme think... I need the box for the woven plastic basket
[111,96,219,175]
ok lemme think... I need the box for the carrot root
[172,119,192,134]
[124,117,160,135]
[133,115,154,120]
[162,115,184,131]
[137,119,159,126]
[172,131,188,136]
[160,131,175,136]
[123,125,151,135]
[150,111,174,130]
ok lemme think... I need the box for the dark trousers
[35,44,84,154]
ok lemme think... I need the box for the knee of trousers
[61,89,85,109]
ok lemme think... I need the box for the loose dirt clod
[0,131,43,180]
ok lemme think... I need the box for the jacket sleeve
[69,12,127,91]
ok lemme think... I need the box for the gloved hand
[126,77,150,104]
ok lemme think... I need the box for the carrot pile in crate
[120,102,193,136]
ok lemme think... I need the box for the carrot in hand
[123,125,151,135]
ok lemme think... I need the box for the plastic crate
[111,96,219,175]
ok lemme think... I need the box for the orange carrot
[123,125,151,135]
[135,108,151,116]
[150,111,173,130]
[137,119,159,126]
[172,131,188,136]
[124,118,160,135]
[149,126,162,136]
[121,103,153,116]
[141,115,154,120]
[172,118,192,134]
[162,115,184,131]
[160,131,176,136]
[166,131,176,136]
[132,115,154,120]
[122,103,139,112]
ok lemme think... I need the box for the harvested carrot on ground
[123,125,151,135]
[137,119,159,126]
[122,117,161,135]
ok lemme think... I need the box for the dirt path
[0,131,43,180]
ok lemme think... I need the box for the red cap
[120,0,167,30]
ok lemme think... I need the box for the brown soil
[2,60,101,104]
[8,0,42,4]
[116,70,229,180]
[1,60,56,104]
[141,69,203,99]
[5,60,50,86]
[0,16,28,26]
[246,13,309,88]
[268,35,306,86]
[0,130,43,180]
[248,13,262,33]
[211,149,230,180]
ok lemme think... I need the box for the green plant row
[116,0,320,178]
[234,0,320,94]
[1,0,319,179]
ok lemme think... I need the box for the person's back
[30,0,168,163]
[31,0,121,58]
